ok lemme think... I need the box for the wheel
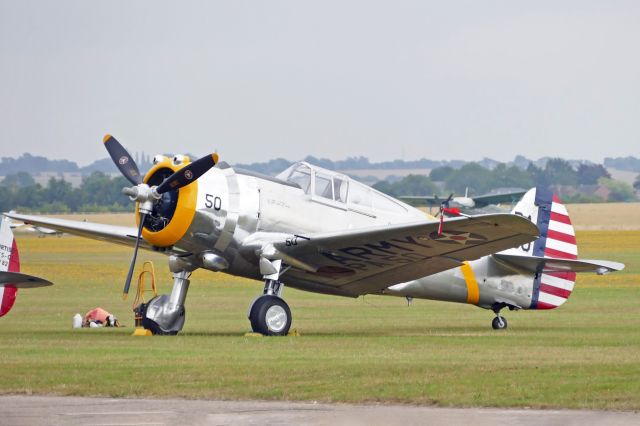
[142,318,179,335]
[492,315,508,330]
[249,295,292,336]
[137,298,184,335]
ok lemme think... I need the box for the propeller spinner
[436,193,454,218]
[103,134,218,298]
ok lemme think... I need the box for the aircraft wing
[471,190,527,207]
[0,271,53,288]
[270,214,539,296]
[493,253,625,274]
[3,213,150,250]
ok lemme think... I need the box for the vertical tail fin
[0,217,19,317]
[508,187,577,309]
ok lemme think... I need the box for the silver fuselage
[168,164,536,310]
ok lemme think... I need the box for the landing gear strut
[248,279,292,336]
[137,256,195,335]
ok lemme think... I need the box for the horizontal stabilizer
[494,253,625,275]
[0,271,53,288]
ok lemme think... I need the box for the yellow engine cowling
[136,156,199,248]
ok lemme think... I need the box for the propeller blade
[156,153,219,194]
[103,134,142,185]
[123,213,146,299]
[443,193,454,208]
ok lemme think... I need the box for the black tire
[249,295,292,336]
[492,316,508,330]
[138,300,183,335]
[141,318,179,335]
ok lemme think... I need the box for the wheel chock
[287,329,300,336]
[133,327,153,336]
[244,332,263,338]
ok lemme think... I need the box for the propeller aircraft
[4,136,624,334]
[401,188,527,215]
[26,225,63,238]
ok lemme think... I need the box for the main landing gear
[136,256,195,335]
[248,279,292,336]
[133,251,294,336]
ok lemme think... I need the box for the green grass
[0,231,639,409]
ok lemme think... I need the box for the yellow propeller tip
[212,153,219,164]
[103,134,112,143]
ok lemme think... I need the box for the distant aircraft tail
[0,217,20,317]
[495,187,623,310]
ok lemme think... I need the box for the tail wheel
[249,295,292,336]
[492,316,508,330]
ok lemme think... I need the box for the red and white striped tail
[508,188,578,310]
[536,194,577,309]
[0,217,19,317]
[544,195,577,260]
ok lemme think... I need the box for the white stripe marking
[541,274,575,291]
[548,220,575,236]
[551,202,569,217]
[545,238,578,255]
[538,291,568,306]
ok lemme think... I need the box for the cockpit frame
[277,161,409,217]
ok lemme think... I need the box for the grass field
[566,202,640,230]
[1,228,639,409]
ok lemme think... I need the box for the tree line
[0,172,133,213]
[1,159,638,213]
[374,159,638,202]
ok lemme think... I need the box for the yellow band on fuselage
[460,261,480,305]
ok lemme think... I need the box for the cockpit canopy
[276,162,409,214]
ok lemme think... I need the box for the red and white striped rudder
[508,187,577,310]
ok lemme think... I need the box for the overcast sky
[1,1,639,167]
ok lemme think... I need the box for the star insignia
[428,230,487,245]
[438,231,472,244]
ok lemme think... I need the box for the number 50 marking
[205,194,222,211]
